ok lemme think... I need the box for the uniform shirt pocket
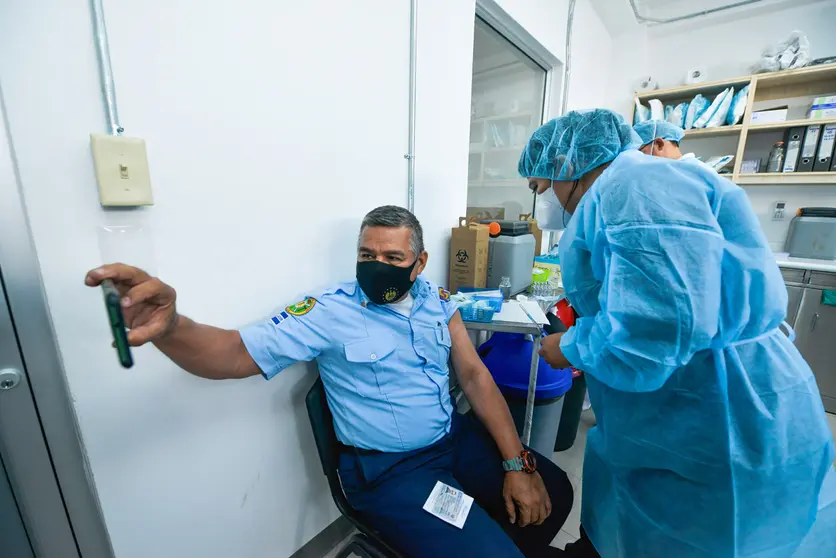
[343,336,398,397]
[434,323,452,365]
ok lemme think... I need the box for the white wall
[0,1,415,556]
[605,0,836,249]
[564,0,614,111]
[608,0,836,115]
[492,0,614,112]
[0,1,590,557]
[414,0,478,286]
[646,0,836,91]
[493,0,567,60]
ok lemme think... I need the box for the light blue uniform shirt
[239,276,458,452]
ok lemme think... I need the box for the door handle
[810,312,820,333]
[0,368,23,391]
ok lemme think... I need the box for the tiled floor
[549,409,594,550]
[325,412,836,556]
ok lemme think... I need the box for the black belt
[340,443,383,456]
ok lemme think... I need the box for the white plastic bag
[727,85,750,125]
[633,98,650,124]
[706,88,734,128]
[752,31,810,73]
[668,102,688,128]
[694,89,731,129]
[704,155,735,172]
[684,94,710,129]
[649,99,665,121]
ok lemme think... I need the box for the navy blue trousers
[339,413,574,557]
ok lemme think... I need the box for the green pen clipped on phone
[101,279,134,368]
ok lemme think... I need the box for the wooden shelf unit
[736,172,836,185]
[747,117,836,133]
[633,63,836,185]
[683,125,742,138]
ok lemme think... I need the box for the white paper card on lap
[422,481,474,529]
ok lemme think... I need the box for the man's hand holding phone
[85,264,178,347]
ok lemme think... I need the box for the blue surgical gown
[558,150,836,557]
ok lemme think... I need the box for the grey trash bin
[479,332,573,458]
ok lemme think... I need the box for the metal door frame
[0,80,114,556]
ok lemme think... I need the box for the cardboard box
[449,218,489,294]
[810,95,836,119]
[750,108,788,124]
[519,213,543,256]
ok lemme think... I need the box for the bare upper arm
[233,331,264,379]
[448,312,485,385]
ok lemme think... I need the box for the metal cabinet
[781,267,807,328]
[792,274,836,414]
[786,285,804,328]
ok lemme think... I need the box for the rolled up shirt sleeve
[438,287,459,322]
[239,298,332,380]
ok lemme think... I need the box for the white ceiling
[588,0,813,36]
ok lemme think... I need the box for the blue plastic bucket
[478,332,573,457]
[479,332,573,400]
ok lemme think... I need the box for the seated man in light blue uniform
[633,119,692,160]
[84,205,573,558]
[519,109,836,557]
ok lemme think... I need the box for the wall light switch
[772,201,787,221]
[90,134,154,206]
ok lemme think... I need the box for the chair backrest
[305,376,403,558]
[305,377,349,514]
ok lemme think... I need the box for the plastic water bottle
[499,277,511,301]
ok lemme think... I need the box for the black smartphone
[101,279,133,368]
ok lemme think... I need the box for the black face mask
[356,259,418,305]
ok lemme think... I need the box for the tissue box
[809,95,836,119]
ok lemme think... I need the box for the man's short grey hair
[359,205,425,257]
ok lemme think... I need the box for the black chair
[305,377,404,558]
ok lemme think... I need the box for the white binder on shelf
[797,125,822,172]
[813,124,836,172]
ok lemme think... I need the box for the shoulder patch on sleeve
[286,297,317,316]
[270,311,290,326]
[438,287,451,302]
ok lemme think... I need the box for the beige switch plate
[90,134,154,206]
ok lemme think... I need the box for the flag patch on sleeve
[271,311,290,326]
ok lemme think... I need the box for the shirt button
[370,353,377,360]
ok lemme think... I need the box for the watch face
[521,450,537,473]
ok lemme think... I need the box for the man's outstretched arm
[86,264,260,380]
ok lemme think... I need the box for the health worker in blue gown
[519,108,836,558]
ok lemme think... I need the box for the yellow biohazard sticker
[438,287,451,302]
[286,297,316,316]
